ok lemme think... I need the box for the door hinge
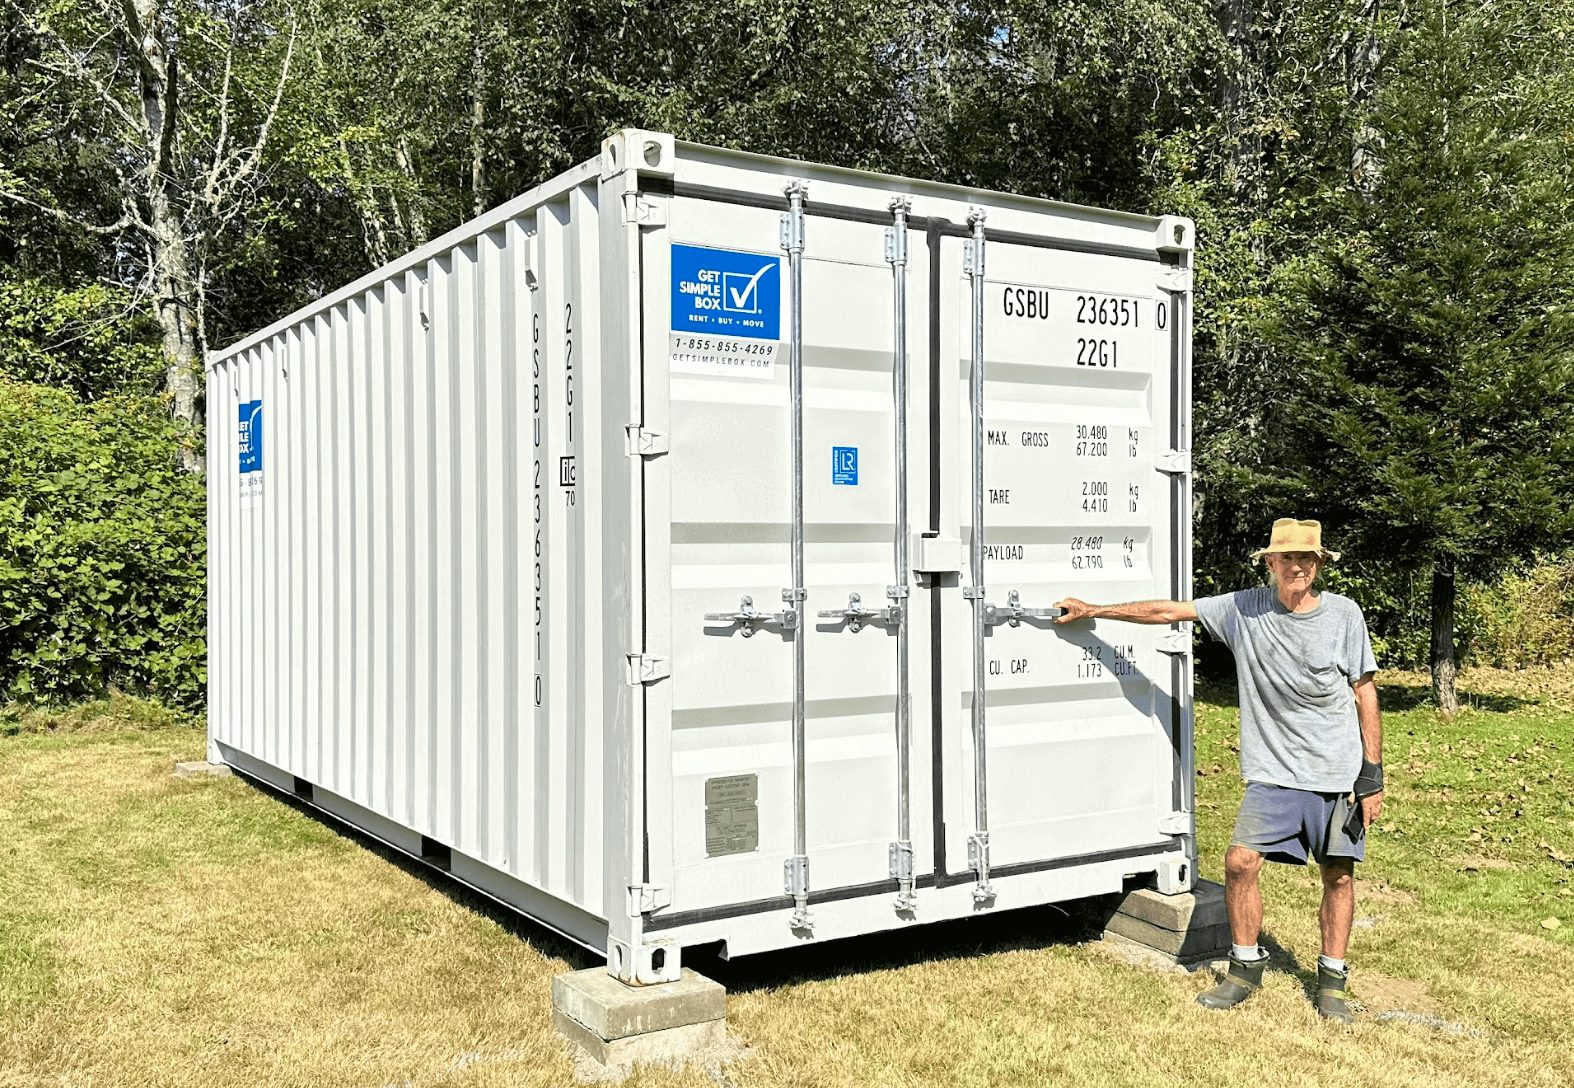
[1155,450,1191,474]
[622,192,668,227]
[626,653,670,685]
[627,883,671,916]
[1159,812,1193,836]
[1157,268,1193,294]
[1156,629,1192,656]
[624,425,669,458]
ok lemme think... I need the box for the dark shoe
[1196,954,1265,1010]
[1316,963,1354,1024]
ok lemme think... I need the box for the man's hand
[1359,789,1384,828]
[1054,598,1094,624]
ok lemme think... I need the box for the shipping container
[207,129,1197,984]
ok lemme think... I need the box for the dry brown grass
[2,687,1573,1088]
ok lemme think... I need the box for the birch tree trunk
[469,5,488,220]
[125,1,206,471]
[1349,0,1385,197]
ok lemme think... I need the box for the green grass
[1,671,1572,1087]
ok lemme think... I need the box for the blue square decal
[238,400,263,474]
[832,446,858,485]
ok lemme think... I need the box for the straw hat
[1250,518,1342,562]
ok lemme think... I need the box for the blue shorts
[1231,782,1365,865]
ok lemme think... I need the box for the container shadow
[235,771,602,973]
[685,892,1128,993]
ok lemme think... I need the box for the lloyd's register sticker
[669,243,782,379]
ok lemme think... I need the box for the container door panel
[944,239,1178,870]
[647,197,929,913]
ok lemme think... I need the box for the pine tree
[1278,0,1574,710]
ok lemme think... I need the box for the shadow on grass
[231,769,1171,990]
[1376,684,1533,714]
[1201,671,1534,715]
[685,892,1131,994]
[1195,676,1240,709]
[234,771,602,973]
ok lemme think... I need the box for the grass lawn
[2,672,1573,1088]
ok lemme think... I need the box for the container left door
[639,192,934,920]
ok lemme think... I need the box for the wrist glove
[1342,759,1383,843]
[1353,758,1384,799]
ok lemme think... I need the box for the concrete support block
[1117,880,1228,931]
[552,967,726,1073]
[174,761,232,778]
[1103,878,1229,965]
[553,1008,725,1069]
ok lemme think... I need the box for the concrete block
[1105,912,1230,961]
[1115,879,1226,932]
[552,967,724,1041]
[174,761,232,778]
[553,1008,725,1070]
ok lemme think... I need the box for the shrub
[1460,557,1574,668]
[0,379,206,705]
[0,691,197,737]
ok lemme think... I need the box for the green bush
[1460,557,1574,669]
[0,379,206,705]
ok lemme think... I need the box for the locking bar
[982,590,1064,628]
[886,196,918,913]
[965,207,994,905]
[816,592,901,633]
[704,595,798,637]
[781,179,812,932]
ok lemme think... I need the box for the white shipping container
[207,130,1197,984]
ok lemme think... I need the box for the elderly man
[1055,518,1383,1023]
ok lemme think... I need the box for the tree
[1,0,297,470]
[1276,0,1574,710]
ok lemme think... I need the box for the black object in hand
[1342,796,1366,842]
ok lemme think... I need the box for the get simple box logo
[671,244,781,339]
[238,398,263,507]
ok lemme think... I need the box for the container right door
[941,235,1184,874]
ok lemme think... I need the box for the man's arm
[1353,673,1384,827]
[1053,598,1197,625]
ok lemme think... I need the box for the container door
[941,236,1182,876]
[641,196,934,916]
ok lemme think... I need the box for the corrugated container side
[208,165,613,929]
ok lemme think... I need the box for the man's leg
[1224,845,1265,949]
[1197,846,1269,1010]
[1319,858,1355,959]
[1315,857,1356,1023]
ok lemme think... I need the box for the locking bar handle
[982,590,1065,628]
[704,595,798,636]
[816,591,902,632]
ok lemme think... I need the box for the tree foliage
[2,0,1574,705]
[1270,0,1574,706]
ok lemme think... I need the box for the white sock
[1319,955,1347,973]
[1232,943,1265,962]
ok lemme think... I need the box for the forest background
[3,0,1574,713]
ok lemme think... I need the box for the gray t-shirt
[1194,587,1378,792]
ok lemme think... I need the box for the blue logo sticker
[671,244,781,339]
[238,400,263,474]
[832,446,858,486]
